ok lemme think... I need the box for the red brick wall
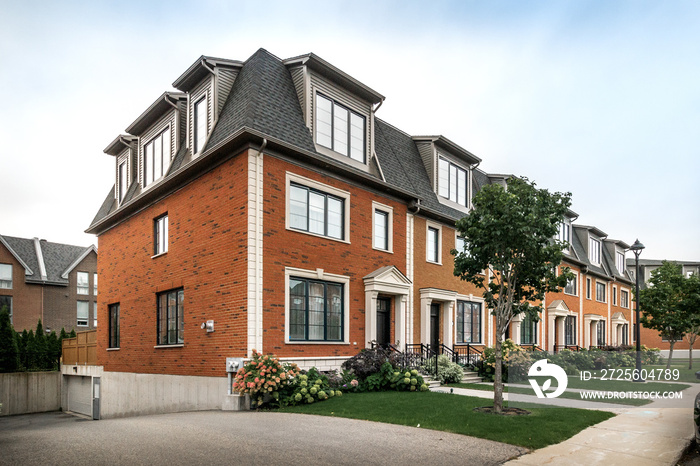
[97,149,250,376]
[0,245,42,331]
[261,155,408,358]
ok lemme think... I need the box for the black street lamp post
[630,239,645,382]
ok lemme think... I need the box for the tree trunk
[689,345,693,370]
[666,341,675,370]
[493,336,503,413]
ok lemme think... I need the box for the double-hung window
[456,301,481,344]
[289,277,343,342]
[596,282,606,302]
[564,274,577,295]
[144,127,171,187]
[77,272,89,295]
[315,94,365,163]
[157,289,184,345]
[373,209,389,251]
[520,314,537,345]
[438,157,468,207]
[558,221,570,244]
[0,264,11,289]
[427,226,440,263]
[109,303,120,348]
[194,96,207,155]
[154,214,168,255]
[289,184,344,240]
[119,160,128,202]
[77,301,89,327]
[616,251,625,274]
[620,289,629,308]
[589,237,601,265]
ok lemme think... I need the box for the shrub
[341,347,401,380]
[422,355,463,384]
[233,349,300,408]
[282,368,343,406]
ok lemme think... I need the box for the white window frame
[143,125,172,188]
[284,267,350,345]
[193,94,208,156]
[426,222,442,265]
[612,285,617,306]
[564,270,578,296]
[437,155,470,208]
[455,297,485,344]
[586,277,592,300]
[616,251,625,274]
[93,273,98,295]
[93,302,97,327]
[285,172,351,244]
[620,289,630,309]
[0,263,12,289]
[558,220,571,244]
[77,272,89,295]
[154,214,169,257]
[77,301,89,327]
[372,201,393,253]
[589,237,601,265]
[118,159,128,203]
[314,92,366,164]
[595,281,607,303]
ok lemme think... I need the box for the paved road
[0,411,526,465]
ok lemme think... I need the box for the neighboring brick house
[0,235,98,333]
[84,49,639,417]
[626,258,700,355]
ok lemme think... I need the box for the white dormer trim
[61,245,98,279]
[33,238,47,281]
[435,151,472,213]
[0,236,33,276]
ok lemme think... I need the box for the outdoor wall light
[201,320,215,333]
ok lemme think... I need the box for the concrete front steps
[421,368,483,388]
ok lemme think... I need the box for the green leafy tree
[17,329,28,370]
[0,307,19,372]
[25,330,36,370]
[34,320,49,370]
[640,262,700,369]
[47,331,61,371]
[453,177,573,413]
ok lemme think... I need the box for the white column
[420,297,432,345]
[396,295,407,348]
[548,315,556,351]
[557,317,566,347]
[443,301,454,348]
[512,321,521,344]
[364,290,379,348]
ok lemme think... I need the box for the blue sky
[1,0,698,261]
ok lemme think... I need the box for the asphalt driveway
[0,410,526,465]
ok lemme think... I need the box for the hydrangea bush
[232,349,300,408]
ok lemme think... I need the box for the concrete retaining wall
[0,372,61,416]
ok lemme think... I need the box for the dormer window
[315,93,365,163]
[118,160,128,202]
[616,251,625,274]
[194,95,207,155]
[144,127,171,187]
[589,237,601,265]
[438,156,468,207]
[558,221,570,244]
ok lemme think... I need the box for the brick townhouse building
[0,235,98,333]
[83,48,637,417]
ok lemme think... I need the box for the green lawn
[278,391,615,450]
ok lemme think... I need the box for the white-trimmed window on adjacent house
[612,285,617,306]
[144,126,171,187]
[154,214,168,256]
[0,264,11,289]
[315,93,365,163]
[372,204,392,252]
[93,302,97,327]
[289,277,344,342]
[0,296,12,323]
[564,273,578,296]
[109,303,120,349]
[620,289,630,308]
[589,237,601,265]
[456,300,482,344]
[616,251,625,274]
[157,288,184,346]
[77,301,89,327]
[586,277,592,299]
[289,183,345,241]
[77,272,89,295]
[427,225,441,264]
[596,281,606,303]
[93,273,98,295]
[438,156,469,207]
[520,313,538,345]
[194,95,208,155]
[118,160,128,202]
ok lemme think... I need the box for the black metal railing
[452,345,483,367]
[519,344,545,353]
[554,344,581,353]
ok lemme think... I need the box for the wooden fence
[62,330,97,365]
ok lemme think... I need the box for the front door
[430,303,440,351]
[376,297,391,347]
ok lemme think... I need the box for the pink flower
[254,377,259,383]
[272,368,277,373]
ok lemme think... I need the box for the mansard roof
[172,55,244,92]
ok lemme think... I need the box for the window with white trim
[157,288,184,345]
[93,302,97,327]
[586,277,592,299]
[315,93,365,163]
[456,301,481,344]
[520,313,538,345]
[289,277,344,342]
[596,320,606,345]
[438,156,468,207]
[0,264,11,289]
[373,208,389,251]
[596,281,606,303]
[194,95,207,155]
[565,315,577,345]
[427,226,440,264]
[77,301,89,327]
[144,126,171,187]
[558,221,571,244]
[119,160,128,202]
[589,237,601,265]
[455,235,465,253]
[154,214,168,255]
[612,285,617,306]
[564,273,577,296]
[77,272,89,295]
[93,273,98,295]
[620,289,629,308]
[289,183,345,240]
[616,251,625,274]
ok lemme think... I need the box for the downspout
[408,198,421,215]
[370,98,385,179]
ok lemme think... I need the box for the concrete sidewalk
[504,383,700,466]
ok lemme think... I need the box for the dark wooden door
[376,297,391,347]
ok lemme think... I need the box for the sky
[1,0,698,262]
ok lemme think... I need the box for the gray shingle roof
[0,235,95,285]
